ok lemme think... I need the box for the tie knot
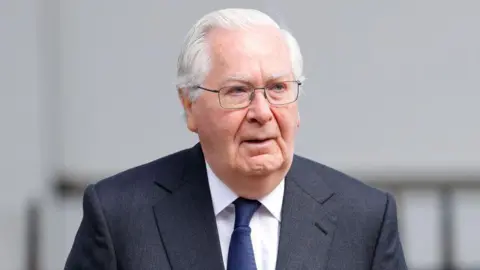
[233,198,261,228]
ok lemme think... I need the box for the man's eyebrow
[222,74,252,84]
[221,72,292,84]
[265,72,291,81]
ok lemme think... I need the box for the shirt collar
[206,161,284,222]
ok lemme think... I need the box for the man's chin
[240,155,284,176]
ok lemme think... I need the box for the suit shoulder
[293,155,387,203]
[92,147,191,201]
[293,155,391,232]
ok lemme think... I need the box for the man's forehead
[210,27,289,59]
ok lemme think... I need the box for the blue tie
[227,198,261,270]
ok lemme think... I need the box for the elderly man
[65,8,407,270]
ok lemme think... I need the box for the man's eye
[226,86,249,94]
[270,83,287,91]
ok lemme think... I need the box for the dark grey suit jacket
[65,143,408,269]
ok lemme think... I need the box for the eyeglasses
[194,80,301,109]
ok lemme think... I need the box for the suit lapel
[152,144,224,270]
[276,156,338,270]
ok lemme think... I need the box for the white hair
[176,8,305,101]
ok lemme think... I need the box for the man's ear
[178,88,198,133]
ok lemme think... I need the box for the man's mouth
[243,138,272,144]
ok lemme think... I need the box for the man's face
[181,26,300,183]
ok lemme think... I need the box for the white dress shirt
[206,162,284,270]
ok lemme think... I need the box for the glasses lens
[219,85,251,109]
[265,81,299,105]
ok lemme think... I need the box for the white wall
[2,1,479,269]
[0,0,51,269]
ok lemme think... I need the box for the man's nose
[246,90,273,124]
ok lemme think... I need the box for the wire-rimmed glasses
[195,80,301,109]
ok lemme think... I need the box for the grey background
[1,0,479,269]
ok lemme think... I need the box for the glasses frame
[194,80,302,109]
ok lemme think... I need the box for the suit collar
[275,155,338,270]
[152,143,225,270]
[152,145,202,193]
[287,155,335,204]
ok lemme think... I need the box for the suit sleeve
[64,184,117,270]
[371,192,408,270]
